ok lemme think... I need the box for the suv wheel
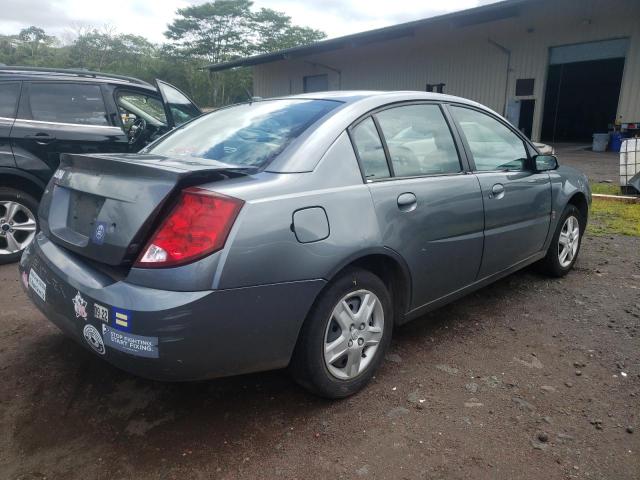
[290,268,393,398]
[0,188,39,264]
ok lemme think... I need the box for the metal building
[207,0,640,143]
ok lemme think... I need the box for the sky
[0,0,499,44]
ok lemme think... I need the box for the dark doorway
[518,99,535,139]
[541,57,625,142]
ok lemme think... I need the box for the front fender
[547,165,591,248]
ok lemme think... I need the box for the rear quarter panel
[213,132,381,289]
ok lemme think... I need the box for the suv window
[0,83,20,118]
[117,91,167,127]
[451,106,527,171]
[29,83,109,126]
[156,80,200,127]
[351,117,390,180]
[376,104,461,177]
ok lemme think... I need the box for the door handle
[24,133,56,144]
[489,183,505,199]
[397,192,417,212]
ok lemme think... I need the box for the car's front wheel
[0,188,39,265]
[290,268,393,398]
[539,204,583,277]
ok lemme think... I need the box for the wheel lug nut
[358,338,364,346]
[348,340,353,347]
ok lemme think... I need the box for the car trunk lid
[38,153,253,266]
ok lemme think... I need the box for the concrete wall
[253,0,640,141]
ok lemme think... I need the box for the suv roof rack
[0,66,154,87]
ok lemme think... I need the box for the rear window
[145,99,341,168]
[0,83,20,118]
[29,83,109,126]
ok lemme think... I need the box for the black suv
[0,67,201,263]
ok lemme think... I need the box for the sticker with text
[28,269,46,302]
[94,303,109,323]
[102,325,158,358]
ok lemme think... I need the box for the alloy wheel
[0,201,37,256]
[323,289,384,380]
[558,215,580,268]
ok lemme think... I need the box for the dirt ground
[553,143,620,185]
[1,146,638,480]
[1,238,639,480]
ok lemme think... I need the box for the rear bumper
[19,234,325,381]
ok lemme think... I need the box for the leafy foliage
[0,0,326,107]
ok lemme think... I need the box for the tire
[0,188,39,265]
[290,267,393,399]
[538,204,583,277]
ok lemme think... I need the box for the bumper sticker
[102,325,159,359]
[28,269,46,302]
[83,324,106,355]
[112,307,132,332]
[72,291,88,320]
[94,303,109,323]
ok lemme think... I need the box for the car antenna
[244,87,253,104]
[243,87,262,104]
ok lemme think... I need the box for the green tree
[0,2,326,108]
[251,8,325,54]
[18,26,54,63]
[164,0,326,106]
[165,0,253,64]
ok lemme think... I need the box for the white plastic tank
[620,138,639,187]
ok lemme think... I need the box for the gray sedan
[19,91,590,398]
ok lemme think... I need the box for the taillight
[135,187,243,268]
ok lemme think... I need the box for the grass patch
[590,182,621,195]
[587,198,640,237]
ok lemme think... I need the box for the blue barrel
[610,132,623,152]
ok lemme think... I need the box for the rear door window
[351,117,390,180]
[375,104,461,177]
[0,83,20,118]
[28,83,109,126]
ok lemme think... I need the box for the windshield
[145,99,341,167]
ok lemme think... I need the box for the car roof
[269,90,484,107]
[262,90,506,173]
[0,67,157,92]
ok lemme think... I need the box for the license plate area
[67,190,105,237]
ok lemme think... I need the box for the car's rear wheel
[538,204,583,277]
[0,188,39,265]
[290,267,393,398]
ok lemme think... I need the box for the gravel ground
[552,143,620,184]
[1,231,639,480]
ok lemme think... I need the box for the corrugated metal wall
[253,0,640,141]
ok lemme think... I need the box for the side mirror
[534,154,558,171]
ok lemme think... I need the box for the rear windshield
[145,99,340,168]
